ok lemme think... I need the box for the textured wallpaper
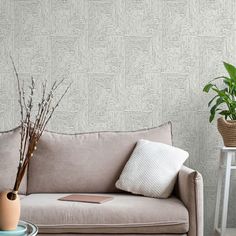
[1,0,236,235]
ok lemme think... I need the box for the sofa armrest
[175,166,204,236]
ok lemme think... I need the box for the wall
[1,0,236,235]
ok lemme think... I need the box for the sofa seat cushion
[20,193,189,234]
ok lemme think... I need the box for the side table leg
[221,152,232,236]
[214,151,224,232]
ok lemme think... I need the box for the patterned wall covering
[0,0,236,234]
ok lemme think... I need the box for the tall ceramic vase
[0,190,20,230]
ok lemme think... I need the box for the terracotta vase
[0,190,20,230]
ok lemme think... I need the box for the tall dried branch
[40,82,72,137]
[10,57,71,196]
[10,56,25,164]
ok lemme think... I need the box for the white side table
[214,147,236,236]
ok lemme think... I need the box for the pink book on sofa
[58,194,113,204]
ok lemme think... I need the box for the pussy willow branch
[10,56,24,120]
[11,58,71,195]
[10,56,24,163]
[31,81,47,137]
[40,82,72,136]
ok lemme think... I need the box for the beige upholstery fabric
[0,127,27,194]
[38,234,187,236]
[19,195,26,200]
[27,122,172,193]
[20,193,188,234]
[175,166,204,236]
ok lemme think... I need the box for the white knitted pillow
[116,139,188,198]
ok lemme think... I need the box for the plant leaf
[203,83,214,92]
[219,110,233,120]
[219,110,231,116]
[209,106,217,122]
[209,98,224,122]
[209,112,215,122]
[208,95,218,107]
[212,88,230,101]
[223,62,236,80]
[210,76,229,82]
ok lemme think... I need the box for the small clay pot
[0,190,20,230]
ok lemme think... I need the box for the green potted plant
[203,62,236,147]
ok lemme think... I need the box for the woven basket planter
[217,117,236,147]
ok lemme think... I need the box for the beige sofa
[0,122,203,236]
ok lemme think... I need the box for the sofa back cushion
[27,122,172,194]
[0,127,27,194]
